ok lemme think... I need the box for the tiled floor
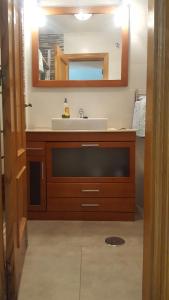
[18,219,143,300]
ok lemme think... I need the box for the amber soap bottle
[62,98,70,118]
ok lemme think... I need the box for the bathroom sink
[51,118,108,131]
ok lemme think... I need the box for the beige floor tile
[19,220,143,300]
[28,220,143,248]
[28,221,84,248]
[80,243,142,300]
[18,245,81,300]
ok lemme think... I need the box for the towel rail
[135,89,146,102]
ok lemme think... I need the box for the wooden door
[1,0,27,298]
[55,46,69,80]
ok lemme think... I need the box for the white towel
[132,96,146,137]
[38,49,44,72]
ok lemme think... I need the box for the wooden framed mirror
[32,5,129,88]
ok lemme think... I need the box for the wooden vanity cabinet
[26,131,136,220]
[26,142,46,211]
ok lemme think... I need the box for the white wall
[24,0,148,130]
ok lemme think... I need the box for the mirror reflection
[38,12,122,81]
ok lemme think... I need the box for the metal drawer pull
[81,144,100,147]
[81,189,100,193]
[26,147,44,151]
[81,203,100,207]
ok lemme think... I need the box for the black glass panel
[52,148,130,177]
[29,161,41,205]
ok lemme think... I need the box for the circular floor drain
[105,236,125,246]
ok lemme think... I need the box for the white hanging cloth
[132,96,146,137]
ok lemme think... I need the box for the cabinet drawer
[47,197,135,212]
[47,183,135,198]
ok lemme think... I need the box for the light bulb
[114,6,129,28]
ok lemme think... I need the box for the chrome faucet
[79,108,85,118]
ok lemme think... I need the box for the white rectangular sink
[51,118,108,131]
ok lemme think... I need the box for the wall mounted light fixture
[74,13,92,21]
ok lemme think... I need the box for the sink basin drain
[105,236,125,246]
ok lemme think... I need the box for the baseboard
[28,211,135,221]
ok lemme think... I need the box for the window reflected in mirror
[69,61,104,80]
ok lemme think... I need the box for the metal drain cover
[105,236,125,246]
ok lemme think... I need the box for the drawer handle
[81,203,100,207]
[81,144,100,147]
[81,189,100,193]
[26,147,44,151]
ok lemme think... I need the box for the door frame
[0,106,5,300]
[0,162,5,300]
[143,0,169,299]
[0,0,5,296]
[55,46,69,80]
